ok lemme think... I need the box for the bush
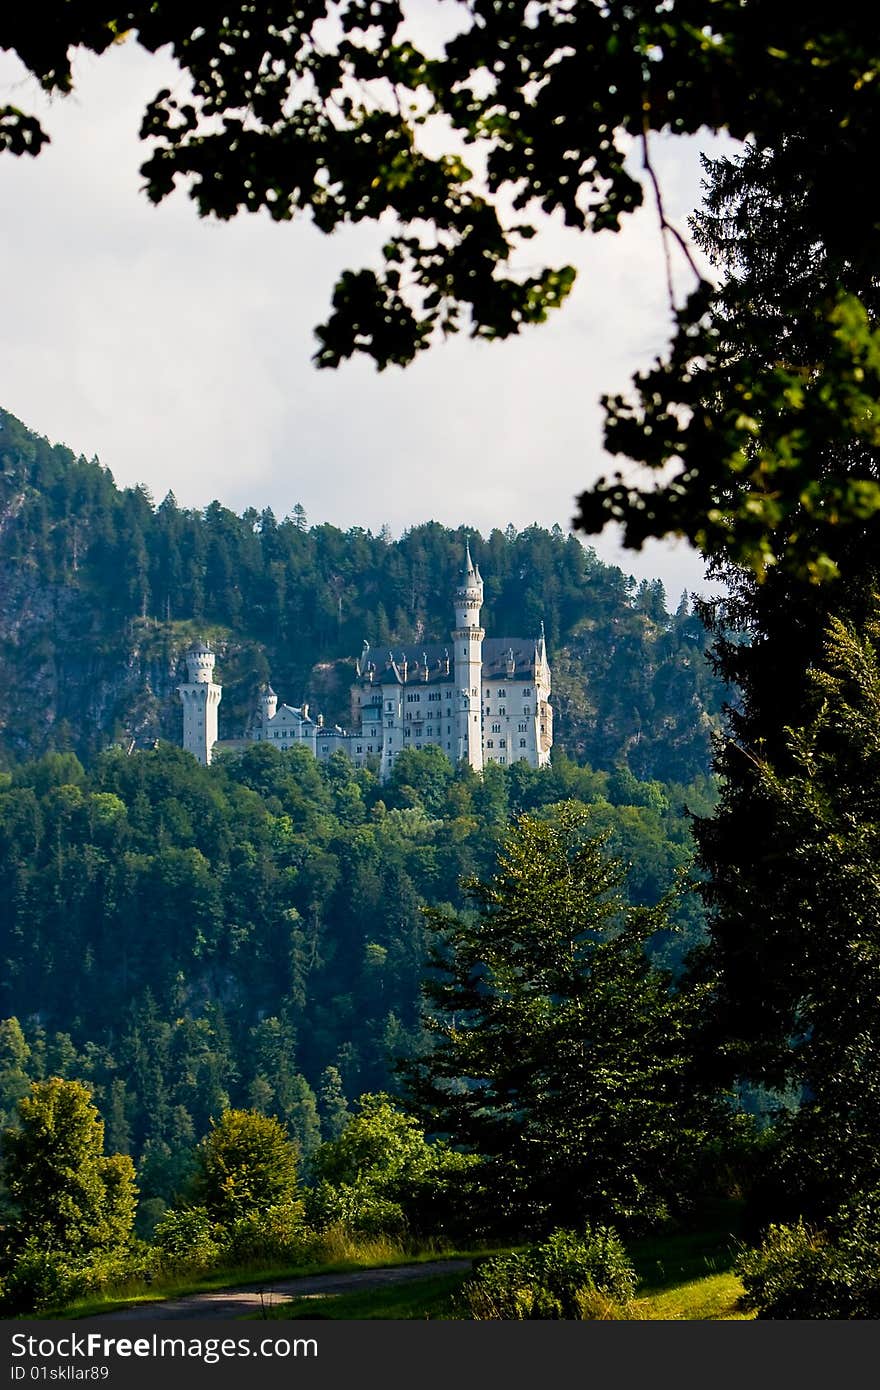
[304,1177,408,1238]
[737,1192,880,1319]
[460,1226,636,1320]
[0,1247,86,1315]
[0,1241,162,1316]
[152,1206,221,1267]
[221,1200,309,1264]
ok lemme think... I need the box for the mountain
[0,407,727,780]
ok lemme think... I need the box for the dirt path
[97,1259,473,1321]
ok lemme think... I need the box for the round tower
[452,540,484,771]
[185,641,216,684]
[178,640,222,765]
[261,684,278,724]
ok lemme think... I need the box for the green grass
[633,1272,750,1320]
[55,1243,492,1320]
[259,1202,752,1322]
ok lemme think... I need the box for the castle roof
[358,642,454,686]
[356,636,542,685]
[481,638,542,680]
[268,703,314,725]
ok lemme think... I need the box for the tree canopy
[3,6,879,575]
[1,1077,137,1256]
[404,804,716,1232]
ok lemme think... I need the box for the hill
[0,407,727,779]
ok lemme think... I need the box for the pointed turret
[452,538,485,771]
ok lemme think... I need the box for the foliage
[697,609,880,1217]
[0,1240,162,1316]
[307,1093,479,1238]
[222,1201,309,1265]
[0,733,709,1215]
[460,1227,636,1320]
[151,1206,220,1265]
[737,1192,880,1319]
[0,407,726,781]
[5,11,880,571]
[404,805,718,1232]
[192,1109,299,1225]
[1,1078,137,1257]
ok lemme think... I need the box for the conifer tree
[404,805,714,1233]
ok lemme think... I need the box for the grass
[51,1200,752,1322]
[258,1201,753,1322]
[56,1236,490,1319]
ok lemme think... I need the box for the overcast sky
[0,32,739,599]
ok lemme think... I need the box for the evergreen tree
[701,611,880,1218]
[404,805,714,1233]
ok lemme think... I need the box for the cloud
[0,38,737,597]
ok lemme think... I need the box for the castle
[179,544,553,775]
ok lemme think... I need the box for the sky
[0,28,739,600]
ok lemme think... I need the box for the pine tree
[404,805,714,1233]
[701,610,880,1218]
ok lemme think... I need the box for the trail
[96,1259,472,1321]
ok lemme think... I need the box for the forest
[2,0,880,1324]
[0,406,725,783]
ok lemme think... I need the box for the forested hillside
[0,742,714,1214]
[0,408,726,780]
[0,404,730,1224]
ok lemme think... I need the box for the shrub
[0,1241,162,1316]
[460,1226,636,1320]
[0,1247,86,1315]
[152,1206,221,1267]
[221,1200,309,1264]
[304,1177,408,1238]
[737,1192,880,1319]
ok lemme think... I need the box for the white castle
[180,545,552,775]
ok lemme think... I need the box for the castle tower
[259,683,278,736]
[452,540,484,771]
[178,641,222,766]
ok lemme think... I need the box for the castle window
[520,738,527,748]
[498,689,507,698]
[499,707,506,716]
[518,722,527,732]
[486,740,494,749]
[386,719,393,728]
[405,729,411,738]
[524,687,531,696]
[386,701,393,711]
[491,723,501,734]
[499,739,506,749]
[523,705,531,716]
[356,745,362,753]
[499,756,507,765]
[367,745,373,753]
